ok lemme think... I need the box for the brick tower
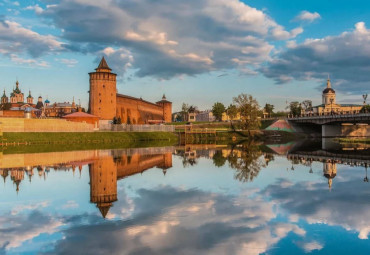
[156,94,172,123]
[89,57,117,120]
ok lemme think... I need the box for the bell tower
[89,57,117,120]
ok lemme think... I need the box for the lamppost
[330,98,334,115]
[363,94,368,105]
[363,94,368,113]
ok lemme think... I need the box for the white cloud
[261,22,370,93]
[10,54,50,67]
[301,241,324,253]
[56,58,78,67]
[0,20,62,57]
[42,0,301,79]
[295,11,321,23]
[24,4,44,14]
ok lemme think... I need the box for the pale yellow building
[312,78,362,115]
[222,112,241,121]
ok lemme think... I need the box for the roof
[313,103,363,108]
[63,112,99,118]
[117,93,163,108]
[96,56,112,71]
[323,88,335,94]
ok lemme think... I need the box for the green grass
[0,132,178,154]
[2,132,177,143]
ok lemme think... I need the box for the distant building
[222,112,241,121]
[196,110,215,122]
[311,78,363,115]
[44,100,78,117]
[89,57,172,124]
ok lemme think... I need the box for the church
[312,78,363,115]
[89,57,172,124]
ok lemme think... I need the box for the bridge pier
[322,124,342,137]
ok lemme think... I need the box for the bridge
[287,113,370,137]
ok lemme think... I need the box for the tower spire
[327,75,331,88]
[96,56,112,71]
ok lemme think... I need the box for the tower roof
[96,56,112,71]
[323,78,335,94]
[97,203,112,219]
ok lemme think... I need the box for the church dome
[323,88,335,94]
[45,99,50,104]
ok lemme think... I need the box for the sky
[0,0,370,111]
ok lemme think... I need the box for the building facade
[89,57,172,124]
[312,78,363,115]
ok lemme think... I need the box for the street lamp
[363,94,368,105]
[330,98,334,115]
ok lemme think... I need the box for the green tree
[264,103,274,117]
[226,104,238,120]
[227,142,265,183]
[212,150,227,167]
[288,101,302,116]
[212,102,225,121]
[233,93,261,132]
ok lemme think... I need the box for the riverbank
[1,132,178,154]
[335,137,370,144]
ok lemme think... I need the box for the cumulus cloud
[264,177,370,240]
[295,11,321,23]
[41,0,301,79]
[0,19,62,57]
[43,186,306,255]
[0,210,63,251]
[261,22,370,93]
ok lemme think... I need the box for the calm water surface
[1,140,369,254]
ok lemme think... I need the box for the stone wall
[116,95,164,124]
[0,117,95,132]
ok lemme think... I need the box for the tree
[0,103,11,110]
[301,100,313,112]
[212,102,225,121]
[360,105,370,113]
[188,105,198,113]
[212,150,227,167]
[264,103,274,117]
[227,142,265,183]
[181,103,189,121]
[288,101,302,116]
[226,104,238,120]
[233,93,261,131]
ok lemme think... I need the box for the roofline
[116,93,163,108]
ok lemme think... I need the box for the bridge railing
[287,113,370,120]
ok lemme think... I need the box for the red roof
[63,112,99,118]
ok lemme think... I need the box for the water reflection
[0,141,369,254]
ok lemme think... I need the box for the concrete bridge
[287,113,370,137]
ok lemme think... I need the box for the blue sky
[0,0,369,111]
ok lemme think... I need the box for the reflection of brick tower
[89,57,117,120]
[156,94,172,123]
[89,154,117,218]
[159,152,173,175]
[323,160,337,189]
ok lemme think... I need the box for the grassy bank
[1,132,178,154]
